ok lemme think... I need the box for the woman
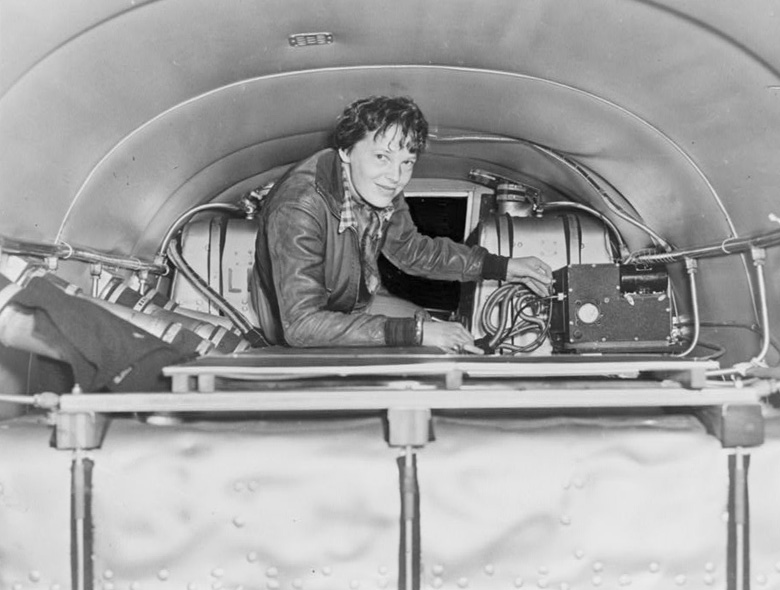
[251,96,551,352]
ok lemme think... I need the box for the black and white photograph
[1,1,779,589]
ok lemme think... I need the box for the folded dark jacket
[5,276,198,392]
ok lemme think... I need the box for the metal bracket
[387,408,433,448]
[53,412,111,450]
[696,404,764,448]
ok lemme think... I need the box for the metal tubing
[707,247,773,378]
[675,258,700,358]
[633,228,780,264]
[156,203,243,261]
[0,235,167,274]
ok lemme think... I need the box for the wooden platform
[163,348,720,392]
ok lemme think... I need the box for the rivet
[29,571,42,582]
[292,580,303,589]
[538,567,549,576]
[248,480,259,491]
[377,579,389,589]
[131,582,142,590]
[11,583,22,590]
[514,577,524,588]
[158,569,170,581]
[350,580,360,589]
[560,514,571,526]
[457,578,469,588]
[704,574,715,586]
[104,584,115,590]
[573,477,585,489]
[188,584,198,590]
[674,574,686,585]
[233,516,246,528]
[322,567,332,576]
[537,579,548,589]
[212,568,225,578]
[591,576,602,587]
[50,585,62,590]
[247,551,258,563]
[212,582,223,590]
[704,562,715,573]
[574,549,585,560]
[721,511,729,523]
[562,480,571,490]
[378,566,388,576]
[756,574,767,585]
[592,562,603,573]
[649,562,660,573]
[560,584,571,590]
[484,563,495,576]
[234,482,246,492]
[432,565,445,576]
[266,581,279,590]
[619,574,631,585]
[266,567,279,578]
[432,578,444,589]
[103,570,115,580]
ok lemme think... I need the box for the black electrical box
[550,263,675,353]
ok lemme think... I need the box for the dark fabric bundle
[2,275,198,392]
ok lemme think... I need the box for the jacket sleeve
[265,191,395,348]
[382,195,506,281]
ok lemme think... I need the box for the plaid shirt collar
[338,163,395,234]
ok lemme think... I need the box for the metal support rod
[728,448,749,590]
[72,450,88,590]
[403,446,415,590]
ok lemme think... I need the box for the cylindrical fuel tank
[460,212,614,354]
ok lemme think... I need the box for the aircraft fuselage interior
[1,1,779,589]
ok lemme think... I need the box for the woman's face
[339,124,417,209]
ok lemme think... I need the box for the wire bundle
[478,283,551,354]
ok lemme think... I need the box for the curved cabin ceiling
[1,0,779,363]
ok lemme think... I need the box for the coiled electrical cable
[479,283,551,354]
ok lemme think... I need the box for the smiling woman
[250,95,551,352]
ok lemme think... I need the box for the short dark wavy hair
[333,96,429,154]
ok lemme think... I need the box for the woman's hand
[422,320,483,354]
[506,256,553,297]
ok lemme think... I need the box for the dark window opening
[378,196,468,315]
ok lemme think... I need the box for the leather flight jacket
[251,149,504,347]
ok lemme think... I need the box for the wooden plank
[57,384,762,415]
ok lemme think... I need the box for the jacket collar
[313,149,345,219]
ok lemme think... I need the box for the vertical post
[388,408,431,590]
[402,446,416,590]
[728,448,750,590]
[71,449,94,590]
[57,385,105,590]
